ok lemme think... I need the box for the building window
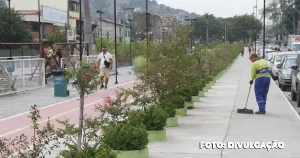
[69,1,79,12]
[30,22,39,32]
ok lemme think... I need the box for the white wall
[11,0,67,11]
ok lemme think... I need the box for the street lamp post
[79,0,82,61]
[7,0,12,58]
[128,19,133,66]
[97,10,103,51]
[185,17,197,53]
[114,0,118,84]
[146,0,149,46]
[38,0,41,44]
[254,0,257,53]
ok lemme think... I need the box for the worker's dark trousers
[254,77,271,112]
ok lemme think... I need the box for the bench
[0,75,17,93]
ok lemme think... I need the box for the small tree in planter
[64,61,101,151]
[159,100,178,127]
[169,94,187,116]
[102,110,149,158]
[56,117,117,158]
[176,87,195,109]
[142,105,168,142]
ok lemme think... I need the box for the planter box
[147,129,166,142]
[205,84,211,90]
[166,117,178,127]
[175,107,187,116]
[203,87,209,92]
[192,96,200,102]
[185,101,194,109]
[116,147,149,158]
[198,91,205,97]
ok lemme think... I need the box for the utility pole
[129,19,133,66]
[66,0,69,43]
[97,10,103,50]
[8,0,12,58]
[146,0,149,46]
[225,23,227,43]
[263,0,266,59]
[114,0,118,84]
[255,0,257,53]
[79,0,82,61]
[206,21,209,43]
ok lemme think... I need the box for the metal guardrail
[0,58,45,96]
[0,56,39,60]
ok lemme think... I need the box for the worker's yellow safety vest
[251,58,271,80]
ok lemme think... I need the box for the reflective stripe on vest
[256,67,270,74]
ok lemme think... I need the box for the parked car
[290,54,300,105]
[257,48,277,58]
[270,52,298,80]
[266,52,276,67]
[277,56,297,91]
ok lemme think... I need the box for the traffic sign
[67,30,75,41]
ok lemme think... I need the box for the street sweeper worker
[249,53,271,114]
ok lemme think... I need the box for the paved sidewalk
[0,66,136,119]
[149,53,300,157]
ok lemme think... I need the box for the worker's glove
[249,80,254,85]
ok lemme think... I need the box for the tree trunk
[84,0,93,55]
[77,88,85,151]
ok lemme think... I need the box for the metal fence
[0,56,39,60]
[0,58,45,96]
[61,55,117,73]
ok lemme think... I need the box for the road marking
[0,80,135,122]
[0,97,107,138]
[271,79,300,121]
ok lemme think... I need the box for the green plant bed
[198,91,205,97]
[192,96,200,102]
[166,117,178,127]
[147,129,167,142]
[205,84,212,90]
[185,101,194,109]
[175,107,187,116]
[203,87,209,92]
[115,147,149,158]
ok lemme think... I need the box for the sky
[155,0,269,18]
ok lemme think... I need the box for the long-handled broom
[237,84,254,114]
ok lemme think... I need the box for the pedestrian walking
[249,53,271,114]
[240,49,244,57]
[97,46,113,89]
[248,46,252,54]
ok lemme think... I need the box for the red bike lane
[0,81,135,141]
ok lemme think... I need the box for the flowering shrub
[65,62,100,94]
[96,89,132,123]
[0,105,60,158]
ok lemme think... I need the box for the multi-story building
[132,12,162,42]
[9,0,80,42]
[93,18,130,44]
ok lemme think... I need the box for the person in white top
[97,46,113,89]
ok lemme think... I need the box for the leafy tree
[45,27,67,45]
[225,14,262,42]
[0,3,32,43]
